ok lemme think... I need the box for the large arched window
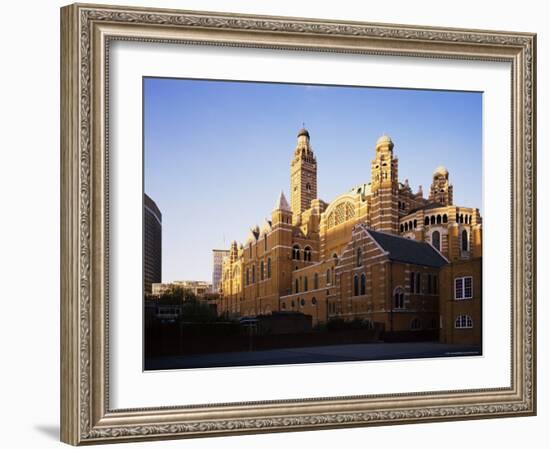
[326,268,332,285]
[360,273,366,295]
[432,230,441,251]
[356,247,363,267]
[314,273,319,289]
[267,258,272,278]
[461,229,469,251]
[353,275,359,296]
[394,288,404,309]
[292,245,300,260]
[260,261,264,281]
[304,246,312,262]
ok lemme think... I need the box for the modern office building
[212,249,230,292]
[144,193,162,294]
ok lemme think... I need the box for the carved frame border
[60,3,536,445]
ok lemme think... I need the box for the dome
[434,165,449,176]
[376,134,393,147]
[297,128,310,138]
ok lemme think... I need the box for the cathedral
[218,128,482,345]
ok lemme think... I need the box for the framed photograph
[60,3,537,445]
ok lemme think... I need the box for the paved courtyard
[145,341,482,370]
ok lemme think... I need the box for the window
[304,276,308,292]
[356,247,363,267]
[430,216,435,225]
[314,273,319,289]
[432,230,441,251]
[267,258,272,278]
[312,297,317,305]
[394,288,404,309]
[437,214,442,224]
[426,274,432,294]
[292,245,300,260]
[264,235,267,251]
[360,273,366,295]
[326,268,332,285]
[332,253,338,265]
[410,272,415,293]
[461,229,469,251]
[443,214,448,223]
[455,315,473,328]
[252,265,255,283]
[411,318,421,330]
[415,272,421,294]
[454,276,473,299]
[424,217,429,226]
[246,268,249,286]
[260,261,264,281]
[353,275,359,296]
[295,279,299,293]
[281,302,286,310]
[304,246,312,262]
[300,298,305,306]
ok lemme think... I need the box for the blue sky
[144,78,482,283]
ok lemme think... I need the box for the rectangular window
[454,276,473,300]
[415,272,421,294]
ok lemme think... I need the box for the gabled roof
[367,229,448,268]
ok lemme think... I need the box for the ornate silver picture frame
[60,3,536,445]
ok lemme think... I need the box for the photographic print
[143,78,483,371]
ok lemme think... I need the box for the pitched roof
[367,229,448,268]
[273,191,291,211]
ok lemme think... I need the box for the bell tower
[290,128,317,223]
[429,166,453,206]
[370,135,399,233]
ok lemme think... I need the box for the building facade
[152,280,212,297]
[144,193,162,295]
[212,249,230,292]
[218,129,482,344]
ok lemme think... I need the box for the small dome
[434,166,449,176]
[297,128,310,138]
[376,134,393,147]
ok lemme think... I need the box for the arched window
[252,265,255,283]
[443,214,448,223]
[300,298,305,306]
[292,245,300,260]
[394,288,404,309]
[405,222,409,232]
[461,229,469,251]
[411,318,421,330]
[430,216,436,225]
[424,217,430,226]
[260,261,264,281]
[326,268,332,285]
[312,297,317,305]
[414,219,417,228]
[455,315,473,328]
[353,275,359,296]
[432,230,441,251]
[356,247,363,267]
[295,279,299,293]
[304,246,312,262]
[304,276,308,292]
[409,221,413,230]
[360,273,366,295]
[332,253,338,265]
[437,215,442,224]
[400,224,404,232]
[460,214,464,223]
[314,273,319,289]
[267,258,272,278]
